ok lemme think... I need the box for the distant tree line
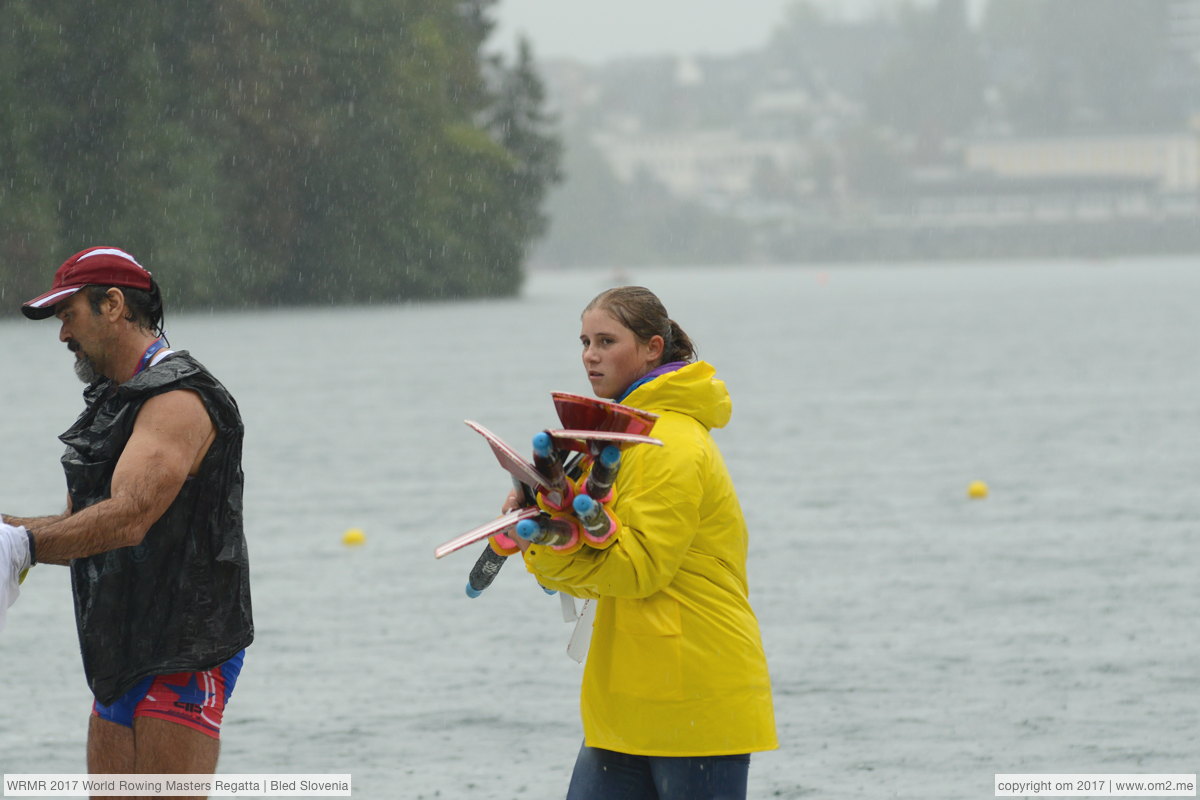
[773,0,1193,142]
[0,0,560,311]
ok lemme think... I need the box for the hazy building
[591,128,809,207]
[966,120,1200,194]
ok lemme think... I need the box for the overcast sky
[489,0,957,64]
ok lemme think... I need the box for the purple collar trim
[616,361,689,403]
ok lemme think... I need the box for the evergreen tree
[487,38,563,254]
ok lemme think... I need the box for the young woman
[519,286,777,800]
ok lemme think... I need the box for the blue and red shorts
[91,650,245,740]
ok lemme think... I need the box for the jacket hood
[623,360,732,430]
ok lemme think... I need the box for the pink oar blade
[434,506,542,559]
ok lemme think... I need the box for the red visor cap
[22,247,153,320]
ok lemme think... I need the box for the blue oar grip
[516,518,541,541]
[532,431,554,458]
[599,445,620,468]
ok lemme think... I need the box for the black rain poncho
[60,351,253,705]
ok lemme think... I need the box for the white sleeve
[0,521,32,632]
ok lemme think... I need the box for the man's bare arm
[25,390,215,565]
[3,511,68,530]
[2,494,72,533]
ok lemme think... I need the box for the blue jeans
[565,743,751,800]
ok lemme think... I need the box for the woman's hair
[584,286,696,365]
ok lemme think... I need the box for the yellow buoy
[341,528,366,547]
[967,481,989,499]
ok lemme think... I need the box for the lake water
[1,258,1197,798]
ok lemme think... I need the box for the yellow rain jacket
[524,361,777,756]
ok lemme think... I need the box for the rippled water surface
[2,259,1197,798]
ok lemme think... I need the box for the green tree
[0,0,563,311]
[487,38,563,252]
[0,3,62,302]
[0,1,222,305]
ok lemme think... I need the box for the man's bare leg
[132,717,220,799]
[86,716,219,800]
[87,717,135,800]
[88,716,136,773]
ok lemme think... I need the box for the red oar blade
[551,392,658,436]
[545,429,663,454]
[465,420,552,492]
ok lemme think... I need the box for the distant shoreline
[532,217,1200,269]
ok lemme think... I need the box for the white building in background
[966,118,1200,193]
[591,129,808,205]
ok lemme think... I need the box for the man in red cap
[2,247,253,783]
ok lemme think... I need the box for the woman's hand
[499,490,533,553]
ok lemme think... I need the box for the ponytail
[663,318,696,364]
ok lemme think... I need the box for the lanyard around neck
[133,338,168,377]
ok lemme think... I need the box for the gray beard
[73,353,100,384]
